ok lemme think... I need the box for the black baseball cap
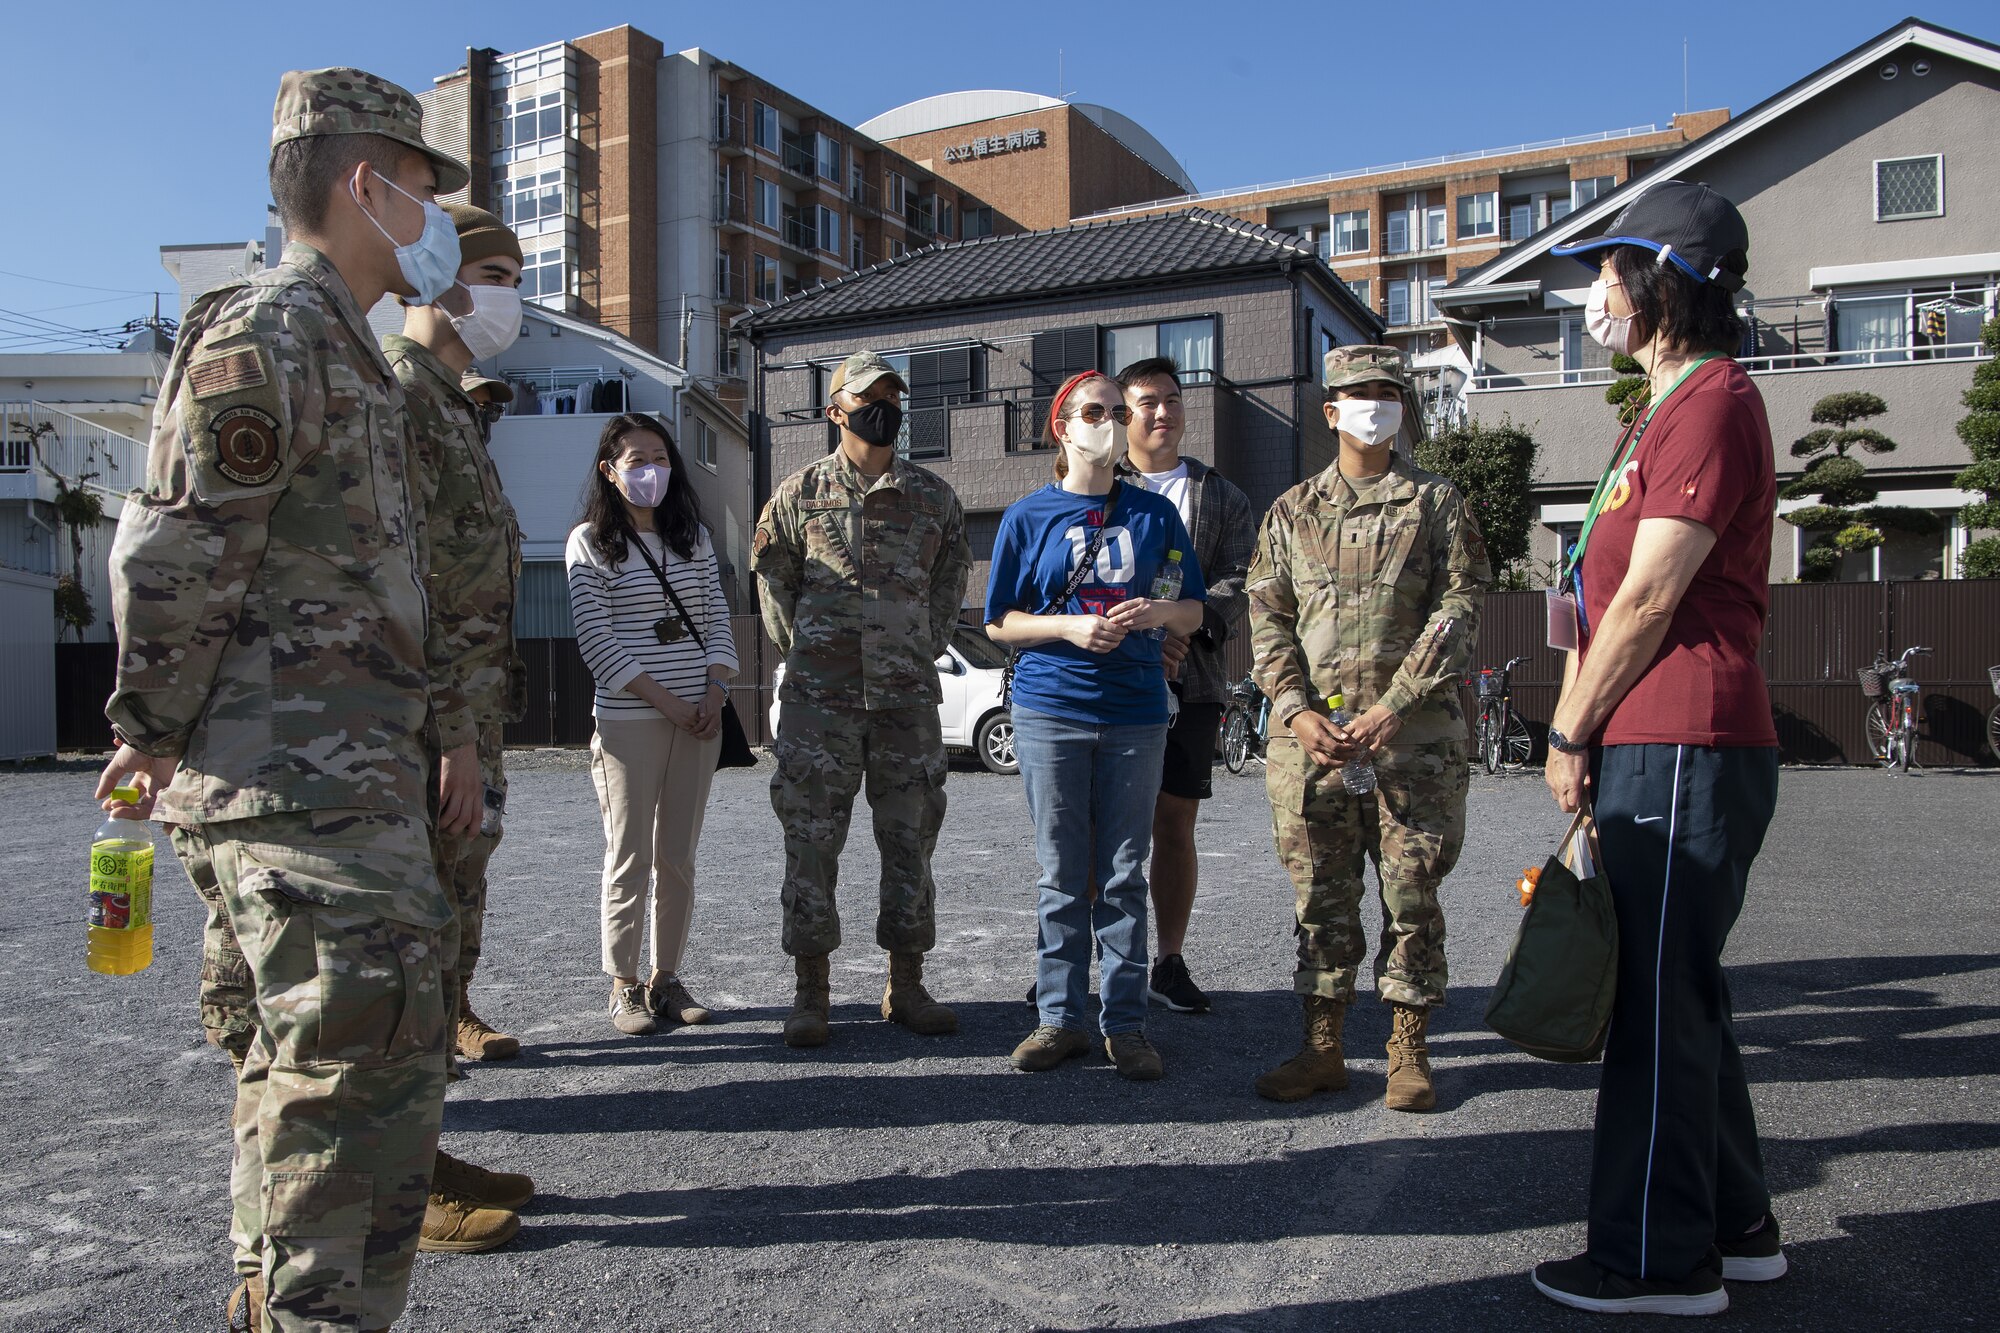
[1551,179,1750,292]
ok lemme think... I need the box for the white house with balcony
[1437,16,2000,581]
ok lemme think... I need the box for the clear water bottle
[1146,549,1184,640]
[88,786,155,976]
[1326,692,1377,795]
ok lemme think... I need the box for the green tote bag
[1484,805,1619,1063]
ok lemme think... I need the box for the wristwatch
[1545,727,1591,755]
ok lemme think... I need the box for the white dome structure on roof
[859,91,1193,193]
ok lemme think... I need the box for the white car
[769,625,1018,775]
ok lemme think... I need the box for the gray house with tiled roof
[732,208,1383,601]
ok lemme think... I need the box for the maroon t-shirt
[1580,358,1779,747]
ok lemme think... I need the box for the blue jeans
[1011,705,1168,1036]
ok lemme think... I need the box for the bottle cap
[1168,549,1182,560]
[110,784,143,804]
[1327,692,1346,710]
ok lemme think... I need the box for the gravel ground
[1,753,1995,1331]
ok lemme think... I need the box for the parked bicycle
[1221,672,1271,774]
[1987,664,2000,763]
[1470,655,1534,775]
[1860,645,1930,773]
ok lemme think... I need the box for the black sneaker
[1531,1251,1727,1316]
[1147,954,1211,1013]
[1718,1213,1787,1282]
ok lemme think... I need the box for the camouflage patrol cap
[1323,344,1411,392]
[828,350,908,400]
[271,68,470,195]
[461,372,514,405]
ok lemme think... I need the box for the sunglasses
[1068,404,1132,425]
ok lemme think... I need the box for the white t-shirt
[1138,462,1193,531]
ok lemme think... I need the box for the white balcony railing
[1471,340,1992,392]
[0,403,148,511]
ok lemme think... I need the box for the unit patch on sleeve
[210,405,283,485]
[188,348,271,400]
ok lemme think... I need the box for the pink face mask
[617,464,669,507]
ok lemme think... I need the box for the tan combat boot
[419,1191,520,1253]
[1254,995,1349,1102]
[226,1275,263,1332]
[783,953,831,1048]
[455,975,521,1061]
[433,1147,535,1210]
[1385,1002,1438,1112]
[882,951,958,1035]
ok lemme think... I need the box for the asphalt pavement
[1,753,1994,1331]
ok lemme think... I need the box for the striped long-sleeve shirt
[565,522,737,720]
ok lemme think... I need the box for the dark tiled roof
[734,208,1378,334]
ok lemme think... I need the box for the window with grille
[1875,156,1943,220]
[1022,327,1098,449]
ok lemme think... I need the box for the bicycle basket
[1475,672,1506,699]
[1857,668,1885,699]
[1989,665,2000,699]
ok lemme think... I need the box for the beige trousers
[590,716,720,979]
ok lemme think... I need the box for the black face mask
[843,399,903,448]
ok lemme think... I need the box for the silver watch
[1546,727,1590,755]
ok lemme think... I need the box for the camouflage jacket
[105,243,437,823]
[382,334,525,739]
[1248,451,1490,746]
[753,451,971,710]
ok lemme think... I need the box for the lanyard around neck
[1564,355,1714,583]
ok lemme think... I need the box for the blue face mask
[353,173,462,306]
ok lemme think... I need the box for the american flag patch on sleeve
[188,349,269,400]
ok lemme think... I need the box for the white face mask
[1585,278,1639,355]
[1064,416,1122,470]
[1333,398,1404,449]
[448,283,523,360]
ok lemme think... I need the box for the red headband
[1049,371,1108,436]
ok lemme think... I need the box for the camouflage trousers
[433,724,506,1026]
[1265,735,1468,1009]
[188,731,497,1061]
[771,701,947,957]
[168,808,451,1333]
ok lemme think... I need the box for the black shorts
[1161,701,1225,801]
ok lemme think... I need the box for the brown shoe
[1254,995,1350,1102]
[1105,1031,1165,1081]
[456,1000,521,1061]
[882,951,957,1035]
[1385,1002,1437,1112]
[609,982,658,1036]
[433,1147,535,1210]
[226,1275,263,1332]
[1008,1024,1091,1071]
[418,1191,520,1253]
[651,976,714,1026]
[783,954,831,1048]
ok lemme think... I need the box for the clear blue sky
[3,1,1990,350]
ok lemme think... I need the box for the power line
[0,266,171,297]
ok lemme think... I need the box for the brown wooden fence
[1216,579,2000,767]
[53,582,2000,763]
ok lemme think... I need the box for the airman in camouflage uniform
[1248,344,1489,1112]
[97,68,471,1332]
[383,203,529,1067]
[753,350,972,1048]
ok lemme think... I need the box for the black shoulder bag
[1002,482,1122,706]
[628,534,757,769]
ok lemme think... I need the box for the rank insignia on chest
[210,405,283,485]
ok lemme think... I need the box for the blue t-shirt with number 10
[984,482,1206,726]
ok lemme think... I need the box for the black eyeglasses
[1069,404,1132,425]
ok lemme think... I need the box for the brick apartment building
[1071,113,1731,363]
[417,28,1023,402]
[732,210,1383,600]
[859,91,1193,230]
